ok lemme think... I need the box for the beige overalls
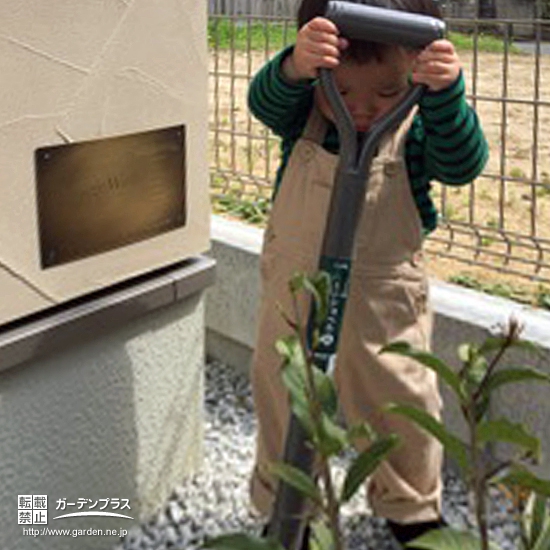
[250,105,443,524]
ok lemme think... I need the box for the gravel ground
[113,361,520,550]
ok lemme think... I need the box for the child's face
[316,47,414,132]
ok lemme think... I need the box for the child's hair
[297,0,443,63]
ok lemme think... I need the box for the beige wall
[0,0,210,325]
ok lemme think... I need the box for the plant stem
[301,349,344,547]
[468,399,491,550]
[292,286,344,549]
[475,472,490,550]
[474,321,518,401]
[291,290,322,421]
[320,459,344,550]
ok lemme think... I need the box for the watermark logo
[18,495,134,526]
[53,498,134,520]
[18,495,48,525]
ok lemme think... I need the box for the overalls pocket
[352,272,431,352]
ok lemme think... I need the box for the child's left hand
[411,39,461,92]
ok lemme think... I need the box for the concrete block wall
[206,215,550,473]
[1,258,215,550]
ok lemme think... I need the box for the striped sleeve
[247,46,313,139]
[418,72,489,185]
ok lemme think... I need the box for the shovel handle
[325,1,446,48]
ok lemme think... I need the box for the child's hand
[282,17,348,82]
[411,39,461,92]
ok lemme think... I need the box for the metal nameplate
[35,125,186,268]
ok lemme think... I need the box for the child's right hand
[282,17,348,82]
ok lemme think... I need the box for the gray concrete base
[206,215,550,473]
[206,328,254,378]
[1,258,214,550]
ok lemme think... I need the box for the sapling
[381,318,550,550]
[204,271,398,550]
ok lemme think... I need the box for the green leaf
[381,342,465,401]
[276,335,306,367]
[279,339,316,436]
[282,372,314,436]
[340,435,399,503]
[203,533,285,550]
[288,273,319,319]
[476,419,540,459]
[459,343,491,396]
[405,527,501,549]
[268,462,322,504]
[310,519,335,550]
[498,467,550,498]
[289,272,309,294]
[289,394,315,438]
[474,393,491,422]
[278,338,306,395]
[465,354,489,388]
[313,368,338,418]
[279,336,339,437]
[275,336,293,363]
[346,421,376,444]
[311,271,331,327]
[486,367,550,392]
[529,494,549,549]
[532,518,550,550]
[458,343,475,363]
[288,271,331,327]
[281,358,307,409]
[386,404,469,473]
[531,518,550,550]
[314,413,347,457]
[477,366,550,424]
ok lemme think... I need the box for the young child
[247,0,488,547]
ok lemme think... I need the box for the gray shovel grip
[325,1,446,48]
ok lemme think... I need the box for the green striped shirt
[248,46,489,234]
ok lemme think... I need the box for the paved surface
[514,41,550,54]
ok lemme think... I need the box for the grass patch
[213,191,269,225]
[209,18,521,54]
[448,31,521,54]
[209,18,296,51]
[449,272,550,310]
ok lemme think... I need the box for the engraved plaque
[35,125,186,268]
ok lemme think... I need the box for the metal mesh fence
[208,2,550,291]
